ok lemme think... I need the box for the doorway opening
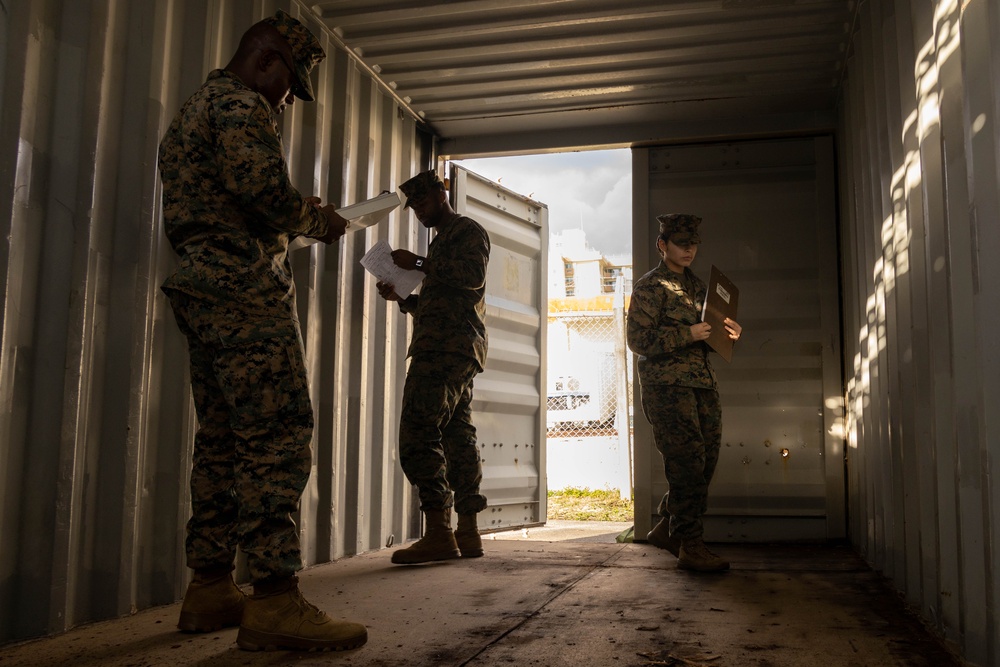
[453,149,635,535]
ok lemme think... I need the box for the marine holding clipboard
[626,213,743,572]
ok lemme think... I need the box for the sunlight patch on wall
[843,0,963,452]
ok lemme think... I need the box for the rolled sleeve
[626,286,692,357]
[426,225,489,290]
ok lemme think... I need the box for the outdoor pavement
[0,521,963,667]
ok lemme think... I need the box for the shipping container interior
[0,1,997,665]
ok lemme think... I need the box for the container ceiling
[310,0,857,154]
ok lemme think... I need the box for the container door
[450,164,549,531]
[632,137,845,542]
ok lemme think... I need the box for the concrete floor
[0,521,964,667]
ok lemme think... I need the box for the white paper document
[360,240,425,299]
[290,191,401,250]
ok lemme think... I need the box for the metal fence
[545,289,635,494]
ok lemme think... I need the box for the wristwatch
[414,257,424,269]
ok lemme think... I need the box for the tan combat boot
[678,538,730,572]
[237,577,368,652]
[391,508,461,564]
[645,518,681,557]
[455,513,484,558]
[177,567,246,632]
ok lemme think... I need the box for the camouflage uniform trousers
[166,290,313,583]
[399,352,488,515]
[639,384,722,542]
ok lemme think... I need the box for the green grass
[547,487,634,522]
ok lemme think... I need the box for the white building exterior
[548,230,631,300]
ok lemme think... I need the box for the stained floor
[0,521,963,667]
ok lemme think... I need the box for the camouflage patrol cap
[400,170,445,208]
[656,213,702,245]
[262,9,325,101]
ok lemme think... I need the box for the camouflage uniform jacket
[627,261,717,389]
[399,214,490,370]
[158,69,327,320]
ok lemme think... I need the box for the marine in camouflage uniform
[627,213,741,572]
[159,9,367,651]
[376,170,490,564]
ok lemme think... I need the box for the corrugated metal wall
[837,1,999,664]
[0,0,429,644]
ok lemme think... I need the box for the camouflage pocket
[661,299,697,326]
[213,319,299,347]
[213,328,312,427]
[408,353,479,385]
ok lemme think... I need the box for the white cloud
[453,150,632,257]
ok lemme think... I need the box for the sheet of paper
[360,239,425,298]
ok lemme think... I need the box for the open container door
[449,164,549,531]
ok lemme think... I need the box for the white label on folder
[716,283,731,304]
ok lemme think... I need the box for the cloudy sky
[453,149,632,258]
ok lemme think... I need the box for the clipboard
[290,191,401,250]
[701,265,739,362]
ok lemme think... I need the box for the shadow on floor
[0,521,964,667]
